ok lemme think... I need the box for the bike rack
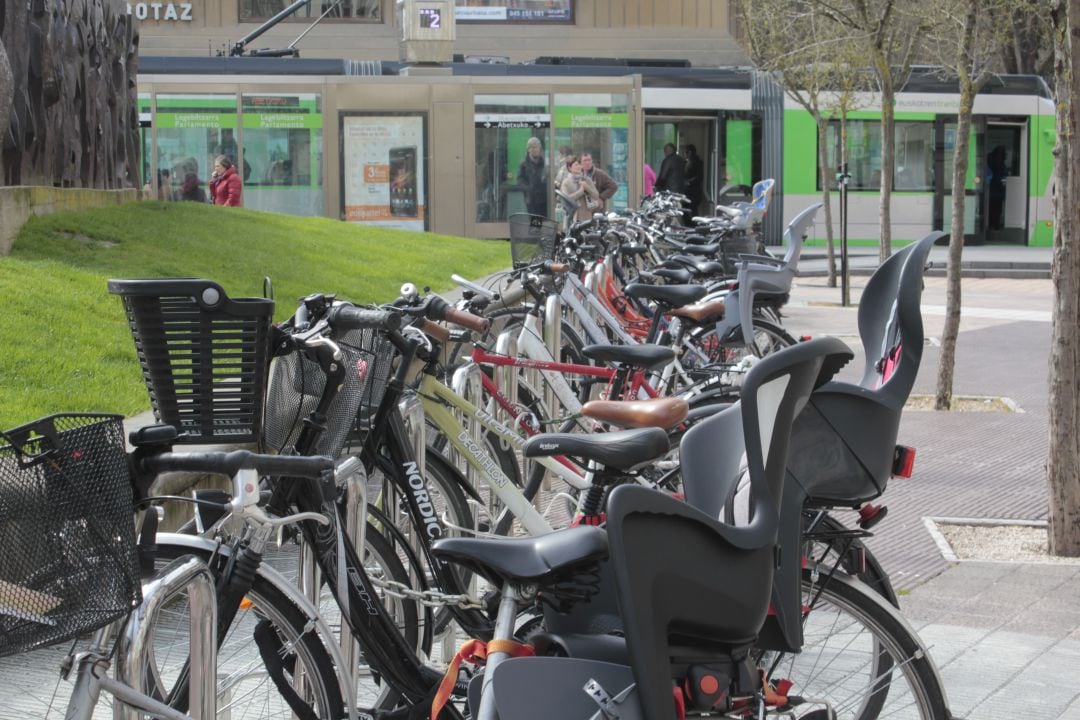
[494,330,520,417]
[116,555,218,720]
[452,360,485,493]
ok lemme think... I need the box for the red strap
[673,685,687,720]
[430,638,534,718]
[759,671,790,707]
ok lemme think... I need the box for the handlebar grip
[329,304,402,332]
[140,450,334,479]
[418,318,451,344]
[443,306,491,334]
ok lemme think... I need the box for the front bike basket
[109,278,275,444]
[509,213,558,269]
[0,414,140,657]
[263,323,393,456]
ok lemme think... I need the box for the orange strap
[430,638,535,719]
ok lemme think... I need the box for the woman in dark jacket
[208,155,242,207]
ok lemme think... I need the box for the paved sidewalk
[785,265,1079,719]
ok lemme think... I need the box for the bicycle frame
[417,372,591,536]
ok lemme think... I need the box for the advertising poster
[342,114,426,231]
[455,0,572,22]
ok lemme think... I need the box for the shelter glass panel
[154,94,239,203]
[553,93,630,211]
[474,95,551,223]
[242,93,324,217]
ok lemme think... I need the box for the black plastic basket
[263,323,394,457]
[108,279,275,445]
[0,414,141,657]
[509,213,558,269]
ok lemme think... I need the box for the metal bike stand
[493,331,520,419]
[451,360,485,495]
[115,554,218,720]
[542,293,563,442]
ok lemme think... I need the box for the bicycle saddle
[651,267,694,284]
[669,298,726,323]
[582,397,689,430]
[581,343,675,370]
[680,242,720,256]
[522,427,669,472]
[431,525,608,584]
[622,282,707,307]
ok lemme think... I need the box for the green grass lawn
[1,202,510,426]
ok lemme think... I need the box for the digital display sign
[419,7,441,28]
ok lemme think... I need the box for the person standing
[655,142,686,195]
[643,162,657,198]
[177,172,207,202]
[580,153,617,211]
[209,155,242,207]
[683,144,705,220]
[559,155,600,223]
[517,137,549,217]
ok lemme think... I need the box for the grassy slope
[1,202,509,426]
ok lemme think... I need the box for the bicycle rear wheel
[763,571,949,720]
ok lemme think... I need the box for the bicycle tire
[762,571,949,720]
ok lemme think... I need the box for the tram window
[823,120,934,192]
[240,0,379,21]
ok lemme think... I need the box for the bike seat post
[477,583,532,720]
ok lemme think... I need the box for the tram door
[935,115,1028,244]
[983,120,1027,244]
[644,116,718,214]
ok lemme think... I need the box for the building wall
[131,0,748,66]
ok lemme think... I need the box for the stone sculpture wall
[0,0,140,189]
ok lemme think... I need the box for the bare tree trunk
[816,118,838,287]
[1047,0,1080,557]
[877,61,896,262]
[935,87,975,410]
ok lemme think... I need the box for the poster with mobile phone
[342,114,426,230]
[388,146,418,217]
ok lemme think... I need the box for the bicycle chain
[370,576,485,610]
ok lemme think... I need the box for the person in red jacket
[209,154,242,207]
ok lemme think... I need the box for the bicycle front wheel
[763,571,949,720]
[145,542,346,719]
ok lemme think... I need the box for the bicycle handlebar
[328,304,402,332]
[140,450,334,479]
[424,295,491,334]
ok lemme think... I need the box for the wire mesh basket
[263,324,394,458]
[0,414,141,657]
[509,213,558,268]
[108,279,275,445]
